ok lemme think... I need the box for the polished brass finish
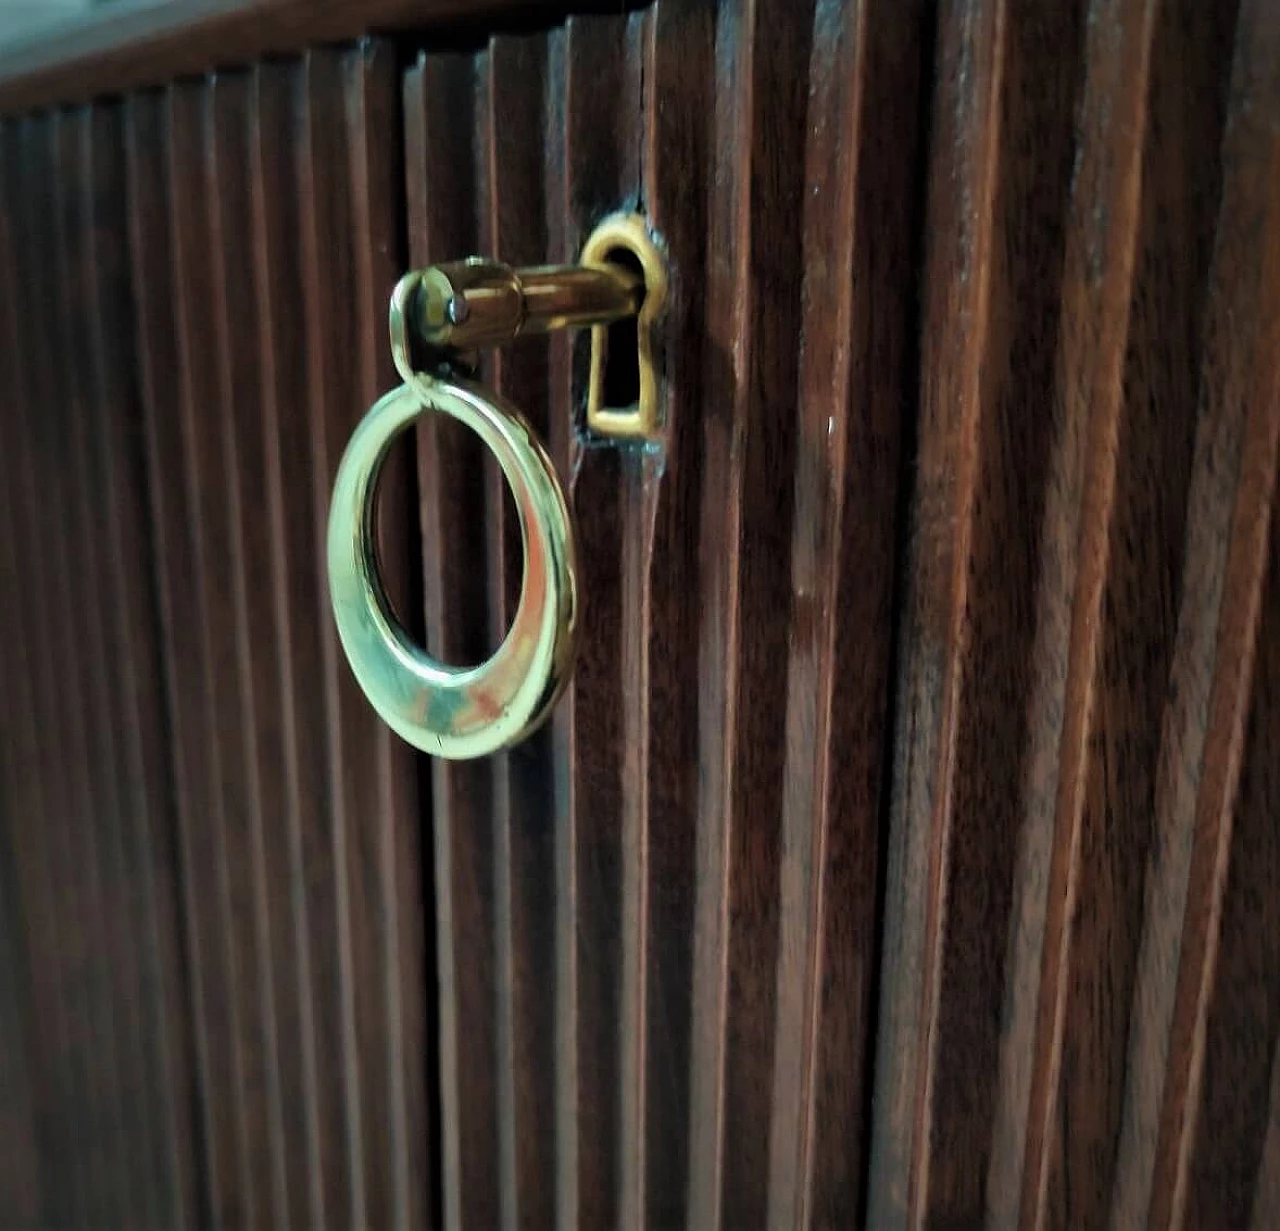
[328,218,668,759]
[327,275,578,759]
[581,214,668,440]
[414,258,642,350]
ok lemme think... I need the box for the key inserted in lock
[405,212,668,440]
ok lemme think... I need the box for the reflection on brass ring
[327,372,577,760]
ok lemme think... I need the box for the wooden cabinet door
[399,7,921,1226]
[872,2,1280,1225]
[0,2,1278,1228]
[0,48,429,1230]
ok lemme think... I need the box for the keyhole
[600,246,645,410]
[582,212,667,440]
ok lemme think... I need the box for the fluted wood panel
[870,0,1280,1226]
[401,2,924,1226]
[0,43,434,1230]
[0,107,201,1226]
[0,1,1277,1228]
[127,46,429,1230]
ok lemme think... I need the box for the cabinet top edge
[0,0,625,115]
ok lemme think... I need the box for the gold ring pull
[327,213,666,760]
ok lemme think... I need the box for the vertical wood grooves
[769,0,926,1225]
[689,3,815,1226]
[248,62,328,1231]
[634,6,711,1226]
[994,0,1157,1223]
[342,44,423,1231]
[297,52,367,1227]
[296,44,430,1231]
[1117,3,1280,1223]
[290,52,410,1228]
[543,32,577,1230]
[0,123,80,1230]
[1032,1,1238,1223]
[8,122,85,1226]
[126,90,230,1228]
[83,98,199,1229]
[867,0,1011,1222]
[476,45,516,1230]
[614,10,655,1220]
[276,56,357,1228]
[207,73,291,1230]
[210,66,304,1228]
[869,0,1277,1224]
[559,15,639,1229]
[1251,1020,1280,1228]
[0,165,50,1229]
[688,4,754,1216]
[171,79,267,1227]
[481,35,559,1229]
[2,4,1279,1225]
[1187,470,1280,1228]
[25,111,129,1224]
[906,0,1011,1210]
[139,46,430,1231]
[16,115,87,1225]
[1160,251,1280,1222]
[0,124,84,1231]
[57,105,161,1231]
[770,1,871,1211]
[403,48,498,1231]
[864,0,1179,1223]
[0,828,42,1227]
[688,2,751,1206]
[370,38,434,1226]
[49,110,137,1222]
[907,2,1008,1205]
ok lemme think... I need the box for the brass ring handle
[327,274,578,760]
[327,214,665,760]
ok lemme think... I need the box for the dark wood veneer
[1,2,1278,1227]
[0,0,646,114]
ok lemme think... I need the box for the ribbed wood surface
[870,0,1280,1225]
[399,3,923,1226]
[0,46,431,1230]
[0,2,1276,1229]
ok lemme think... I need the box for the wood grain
[403,47,499,1231]
[1115,2,1280,1223]
[295,44,428,1231]
[58,103,167,1229]
[51,109,142,1225]
[396,7,926,1227]
[248,60,334,1231]
[0,121,87,1230]
[0,848,42,1226]
[347,44,433,1231]
[1018,4,1238,1224]
[165,77,268,1226]
[1184,472,1280,1229]
[478,34,561,1231]
[0,0,649,115]
[0,131,73,1228]
[629,6,712,1225]
[82,100,201,1230]
[871,0,1093,1211]
[869,0,1279,1226]
[558,15,640,1229]
[688,1,813,1223]
[28,109,132,1224]
[124,45,429,1231]
[0,1,1276,1225]
[768,0,924,1224]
